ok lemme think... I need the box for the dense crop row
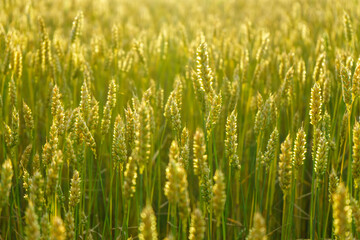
[0,0,360,239]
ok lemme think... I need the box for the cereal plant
[1,0,360,239]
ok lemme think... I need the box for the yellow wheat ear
[292,127,306,170]
[70,11,84,44]
[0,159,13,214]
[189,208,206,240]
[351,197,360,233]
[225,109,240,170]
[343,11,353,43]
[193,128,207,176]
[112,115,127,171]
[262,127,279,171]
[164,143,190,220]
[69,170,81,210]
[139,205,158,240]
[65,211,75,240]
[20,144,32,177]
[29,170,45,214]
[8,78,17,108]
[247,212,267,240]
[25,201,40,240]
[328,169,339,203]
[332,182,352,240]
[278,134,292,194]
[196,40,215,97]
[164,87,182,136]
[23,101,34,131]
[340,64,352,110]
[212,170,226,225]
[123,156,138,199]
[133,99,151,174]
[101,79,117,135]
[51,216,66,240]
[310,82,322,126]
[46,150,63,197]
[314,131,329,178]
[179,127,190,169]
[40,212,51,240]
[353,120,360,188]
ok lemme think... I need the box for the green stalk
[322,198,331,238]
[347,105,353,196]
[123,200,131,240]
[208,208,212,240]
[222,213,226,239]
[281,194,287,240]
[166,203,171,235]
[216,223,220,240]
[260,168,267,212]
[172,203,177,237]
[252,132,262,227]
[286,173,296,239]
[310,176,315,239]
[114,168,119,238]
[225,167,232,225]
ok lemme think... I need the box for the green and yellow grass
[0,0,360,239]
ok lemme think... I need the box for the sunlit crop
[0,0,360,239]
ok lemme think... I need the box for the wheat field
[0,0,360,239]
